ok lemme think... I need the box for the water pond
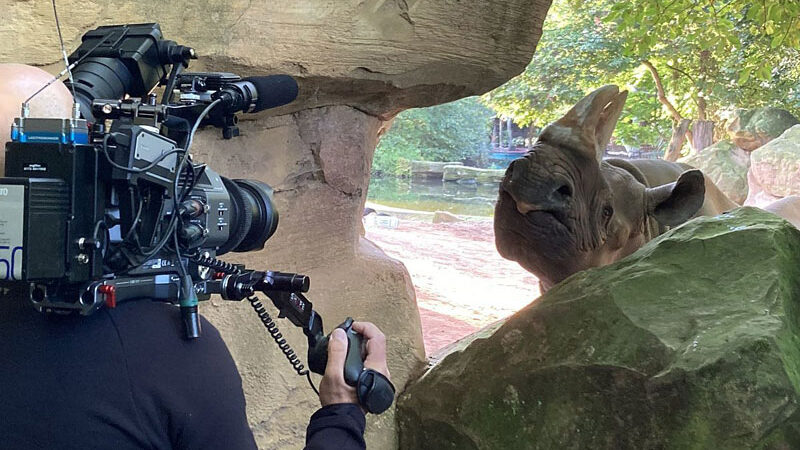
[367,176,499,217]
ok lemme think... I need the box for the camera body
[0,23,282,320]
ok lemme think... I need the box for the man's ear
[645,169,706,226]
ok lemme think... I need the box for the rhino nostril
[555,184,573,199]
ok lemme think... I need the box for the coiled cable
[247,295,319,395]
[192,255,241,275]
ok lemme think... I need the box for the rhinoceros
[494,85,738,291]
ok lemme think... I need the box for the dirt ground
[364,217,540,356]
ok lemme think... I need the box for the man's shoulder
[102,301,238,381]
[0,296,255,449]
[104,300,226,346]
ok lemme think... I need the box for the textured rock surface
[750,125,800,199]
[745,165,784,207]
[3,0,552,119]
[398,208,800,450]
[190,108,426,450]
[679,139,750,204]
[728,107,800,152]
[3,2,553,448]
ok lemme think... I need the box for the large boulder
[398,207,800,450]
[679,139,750,204]
[2,2,552,448]
[727,107,800,151]
[749,124,800,201]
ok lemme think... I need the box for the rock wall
[4,0,551,118]
[2,1,552,448]
[399,208,800,449]
[679,139,750,204]
[749,125,800,202]
[190,108,424,449]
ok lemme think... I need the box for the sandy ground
[364,217,540,356]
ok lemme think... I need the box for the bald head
[0,64,74,170]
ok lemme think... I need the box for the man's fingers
[324,328,348,382]
[352,321,382,340]
[352,322,390,379]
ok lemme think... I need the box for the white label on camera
[0,185,24,280]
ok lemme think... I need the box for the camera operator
[0,63,389,450]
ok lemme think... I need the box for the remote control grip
[307,317,365,387]
[342,331,365,385]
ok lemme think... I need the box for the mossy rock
[728,108,800,152]
[680,140,749,204]
[398,208,800,449]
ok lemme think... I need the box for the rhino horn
[539,85,628,162]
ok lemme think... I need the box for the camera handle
[84,266,395,414]
[205,269,395,414]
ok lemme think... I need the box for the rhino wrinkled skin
[494,85,738,291]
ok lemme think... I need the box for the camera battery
[0,179,69,281]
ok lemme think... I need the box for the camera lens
[232,179,279,252]
[217,177,279,255]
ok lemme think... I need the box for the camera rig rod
[202,270,324,345]
[84,267,324,346]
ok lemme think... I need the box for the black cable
[173,226,191,294]
[101,134,185,174]
[247,295,319,396]
[123,195,144,242]
[91,220,109,251]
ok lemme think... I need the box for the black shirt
[0,290,365,449]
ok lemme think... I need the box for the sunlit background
[365,0,800,355]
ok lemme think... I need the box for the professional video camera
[0,23,393,414]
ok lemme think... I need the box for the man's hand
[318,321,390,408]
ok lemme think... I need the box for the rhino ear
[539,85,628,162]
[646,169,706,226]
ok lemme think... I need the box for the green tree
[483,0,674,151]
[485,0,800,160]
[598,0,800,155]
[372,96,494,176]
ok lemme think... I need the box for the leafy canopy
[590,0,800,117]
[484,0,800,149]
[483,0,672,147]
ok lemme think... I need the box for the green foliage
[483,0,672,148]
[372,97,494,176]
[595,0,800,117]
[484,0,800,152]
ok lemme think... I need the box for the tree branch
[642,60,683,121]
[642,60,695,149]
[664,63,696,84]
[716,0,737,15]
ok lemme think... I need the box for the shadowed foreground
[399,208,800,450]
